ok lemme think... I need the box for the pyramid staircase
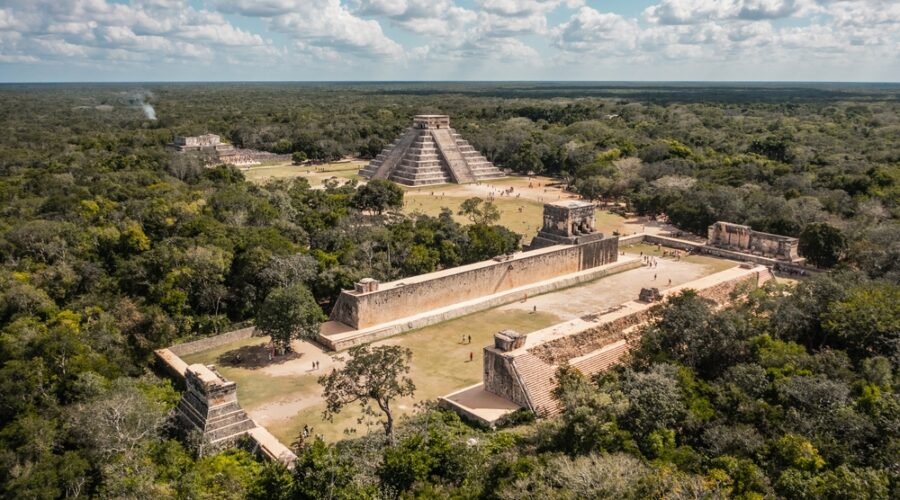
[360,115,504,186]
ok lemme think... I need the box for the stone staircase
[570,340,631,377]
[511,352,560,416]
[359,115,504,186]
[388,133,453,185]
[452,133,505,181]
[431,128,476,184]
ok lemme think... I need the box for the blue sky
[0,0,897,82]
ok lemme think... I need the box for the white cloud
[0,0,896,80]
[554,7,639,54]
[0,0,269,66]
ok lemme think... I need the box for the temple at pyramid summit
[360,115,505,185]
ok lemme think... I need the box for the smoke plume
[142,103,157,120]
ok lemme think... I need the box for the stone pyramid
[360,115,505,186]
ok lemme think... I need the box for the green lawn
[182,307,560,443]
[403,194,626,243]
[403,195,546,240]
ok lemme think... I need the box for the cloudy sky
[0,0,897,82]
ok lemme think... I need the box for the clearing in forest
[181,246,735,443]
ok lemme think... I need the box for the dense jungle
[0,82,897,498]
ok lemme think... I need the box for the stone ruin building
[168,134,267,167]
[466,264,774,420]
[170,134,234,153]
[175,363,256,446]
[707,221,803,263]
[359,115,505,185]
[529,200,603,249]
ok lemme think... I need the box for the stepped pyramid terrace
[360,115,505,185]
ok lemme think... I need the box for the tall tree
[319,345,415,443]
[458,197,501,225]
[350,179,404,215]
[256,284,325,351]
[799,222,846,268]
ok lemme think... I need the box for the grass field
[403,194,546,240]
[183,307,560,443]
[243,160,364,186]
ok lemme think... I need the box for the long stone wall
[168,327,256,357]
[527,268,764,365]
[482,266,773,411]
[320,258,641,350]
[330,237,618,329]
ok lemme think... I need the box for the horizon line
[1,79,899,85]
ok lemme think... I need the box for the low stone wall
[330,237,619,330]
[168,327,257,357]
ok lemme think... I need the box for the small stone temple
[175,364,256,445]
[168,134,264,166]
[359,115,505,185]
[707,221,803,262]
[170,134,233,153]
[529,200,603,249]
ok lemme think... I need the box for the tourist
[469,352,473,362]
[467,335,471,344]
[653,274,657,280]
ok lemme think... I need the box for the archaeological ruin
[443,264,774,422]
[707,221,803,263]
[175,363,256,445]
[156,198,819,457]
[359,115,505,185]
[321,202,622,349]
[529,200,604,249]
[168,134,280,167]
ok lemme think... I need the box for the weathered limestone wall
[168,327,256,357]
[330,237,618,329]
[320,258,641,350]
[621,234,815,274]
[481,266,773,410]
[528,269,765,365]
[708,221,801,262]
[483,348,531,409]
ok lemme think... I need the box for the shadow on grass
[217,343,304,370]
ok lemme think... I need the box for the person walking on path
[469,352,474,362]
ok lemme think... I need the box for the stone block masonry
[480,265,774,416]
[359,115,504,186]
[708,221,802,263]
[175,364,256,445]
[329,236,619,330]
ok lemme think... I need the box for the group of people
[642,255,660,268]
